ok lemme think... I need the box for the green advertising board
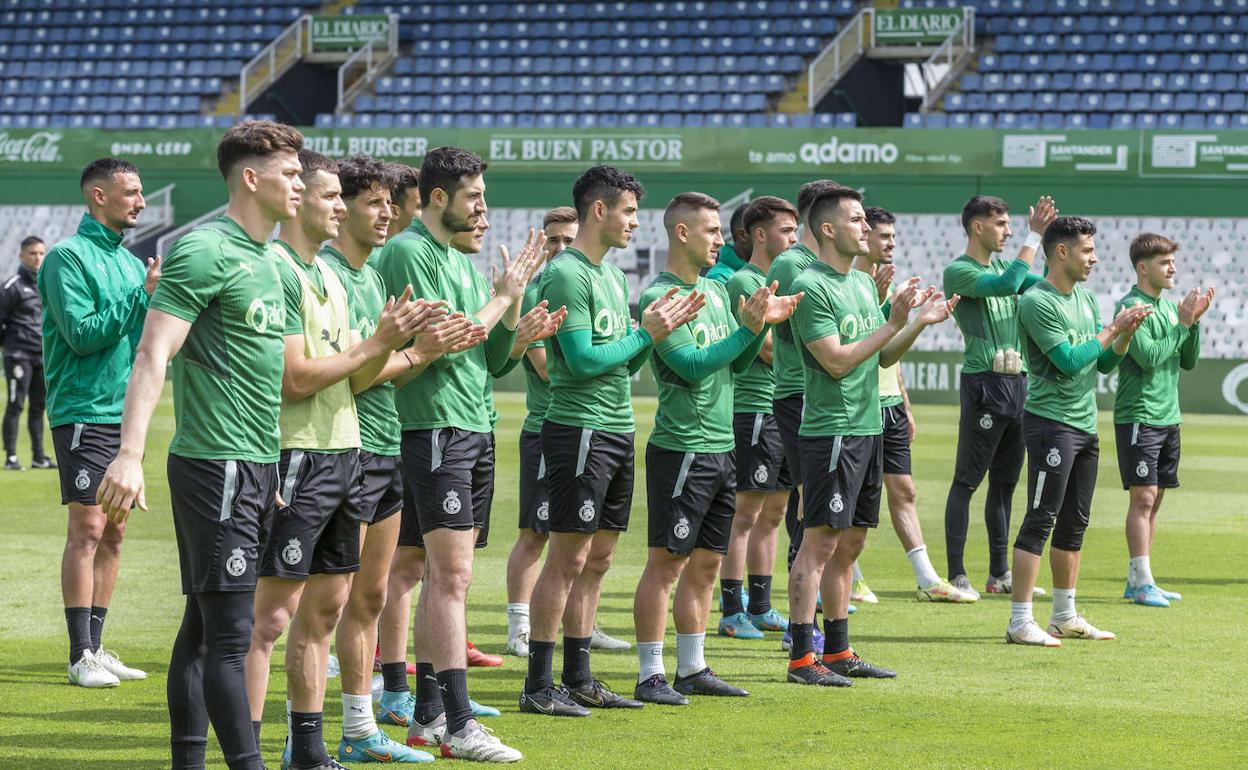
[310,14,391,51]
[873,7,966,45]
[6,127,1248,179]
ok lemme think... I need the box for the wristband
[402,349,417,368]
[1024,231,1043,252]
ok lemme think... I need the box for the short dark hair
[297,148,338,184]
[571,165,646,221]
[865,207,895,228]
[742,195,799,234]
[663,191,720,232]
[1042,216,1097,258]
[796,179,842,222]
[807,186,865,245]
[388,163,420,206]
[80,157,139,190]
[216,120,303,180]
[728,204,748,240]
[336,154,391,200]
[1129,232,1178,266]
[418,146,485,207]
[961,195,1010,233]
[543,206,578,228]
[19,235,44,250]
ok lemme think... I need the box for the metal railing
[336,15,399,113]
[124,184,175,247]
[919,13,976,113]
[808,9,871,110]
[155,202,227,258]
[239,16,311,116]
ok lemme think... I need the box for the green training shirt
[374,219,499,434]
[520,281,550,434]
[765,244,817,401]
[539,248,636,434]
[1018,281,1104,434]
[643,273,739,453]
[37,213,148,427]
[791,261,885,437]
[1113,286,1199,426]
[944,255,1042,374]
[725,263,774,414]
[149,216,287,463]
[322,245,401,456]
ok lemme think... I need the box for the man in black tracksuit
[1,235,54,470]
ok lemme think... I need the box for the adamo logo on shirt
[692,321,730,348]
[245,298,286,334]
[838,312,880,342]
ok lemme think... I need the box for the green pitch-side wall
[5,127,1246,413]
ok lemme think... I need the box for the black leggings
[169,591,263,770]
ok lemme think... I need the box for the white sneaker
[950,574,982,602]
[1006,620,1062,647]
[916,578,978,603]
[589,624,631,651]
[1047,614,1116,641]
[68,649,121,687]
[407,711,447,748]
[441,723,522,763]
[505,630,530,658]
[94,648,147,681]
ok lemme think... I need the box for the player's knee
[1013,510,1055,556]
[1050,514,1089,552]
[732,507,761,532]
[429,561,473,597]
[67,519,105,551]
[889,482,917,509]
[1129,487,1158,513]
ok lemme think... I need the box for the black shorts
[880,404,912,476]
[259,449,363,579]
[398,428,494,549]
[1017,413,1098,555]
[1115,423,1181,489]
[357,451,404,525]
[169,454,278,594]
[772,394,805,485]
[953,372,1026,488]
[645,445,735,556]
[541,421,633,535]
[799,434,883,531]
[518,429,550,535]
[732,412,795,492]
[51,422,120,506]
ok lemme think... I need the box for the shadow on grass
[2,728,167,750]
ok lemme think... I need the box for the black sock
[525,640,556,693]
[985,478,1016,578]
[290,712,328,766]
[944,481,975,577]
[382,661,409,693]
[252,721,262,754]
[89,605,108,651]
[562,635,592,688]
[788,623,814,661]
[746,575,773,615]
[65,607,92,664]
[413,662,443,724]
[436,669,472,735]
[824,617,849,657]
[720,579,745,616]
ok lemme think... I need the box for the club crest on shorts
[578,498,596,522]
[225,547,247,577]
[753,464,769,484]
[830,493,845,513]
[536,500,549,521]
[1046,448,1062,467]
[282,538,303,566]
[673,516,691,540]
[1136,460,1149,478]
[443,489,461,514]
[74,468,90,491]
[979,413,993,430]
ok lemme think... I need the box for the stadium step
[776,73,810,114]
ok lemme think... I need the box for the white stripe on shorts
[70,423,84,451]
[672,452,696,499]
[575,428,592,477]
[750,413,764,446]
[281,450,304,506]
[1033,470,1047,510]
[219,460,238,522]
[430,428,443,472]
[828,435,843,473]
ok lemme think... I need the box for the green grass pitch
[1,390,1244,768]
